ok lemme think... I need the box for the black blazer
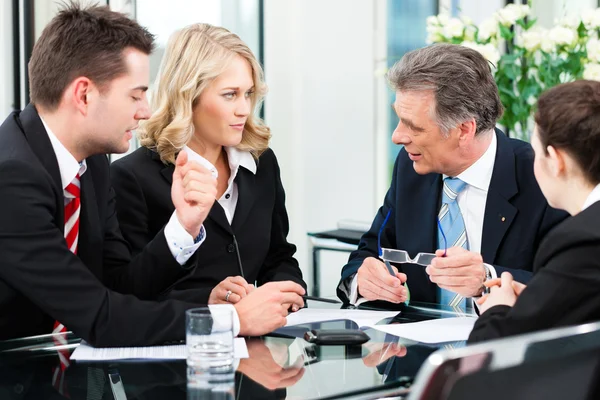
[469,201,600,343]
[338,130,568,304]
[0,105,201,347]
[110,146,305,303]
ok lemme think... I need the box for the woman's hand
[208,276,254,304]
[476,272,524,314]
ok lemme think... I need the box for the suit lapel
[77,168,102,270]
[400,174,441,254]
[231,167,256,231]
[159,157,232,234]
[18,104,65,230]
[481,130,518,262]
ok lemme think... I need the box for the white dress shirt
[183,145,257,224]
[347,132,499,305]
[582,183,600,211]
[40,117,203,264]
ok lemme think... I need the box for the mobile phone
[303,329,370,345]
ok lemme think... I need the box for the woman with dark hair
[469,80,600,342]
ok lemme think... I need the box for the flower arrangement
[426,3,600,140]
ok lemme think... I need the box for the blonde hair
[138,23,270,164]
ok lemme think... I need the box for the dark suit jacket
[0,104,201,347]
[338,130,568,304]
[110,146,305,304]
[469,201,600,343]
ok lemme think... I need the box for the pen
[302,295,342,304]
[378,209,396,277]
[383,260,396,277]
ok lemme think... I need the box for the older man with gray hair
[338,43,567,310]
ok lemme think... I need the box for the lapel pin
[501,216,506,222]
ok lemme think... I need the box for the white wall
[264,0,387,296]
[0,1,13,115]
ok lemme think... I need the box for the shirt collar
[40,117,87,190]
[582,183,600,211]
[444,131,497,192]
[183,146,257,179]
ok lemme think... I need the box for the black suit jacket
[469,201,600,342]
[338,130,568,304]
[110,146,305,303]
[0,105,201,347]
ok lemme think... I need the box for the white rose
[426,15,439,26]
[518,4,531,19]
[583,63,600,81]
[557,14,580,29]
[460,15,473,25]
[548,26,577,47]
[462,42,501,66]
[478,18,498,42]
[495,4,523,27]
[518,28,544,52]
[464,25,476,41]
[426,31,445,44]
[588,38,600,62]
[444,17,464,38]
[437,14,449,25]
[584,9,600,30]
[541,35,555,53]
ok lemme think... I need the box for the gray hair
[386,43,503,135]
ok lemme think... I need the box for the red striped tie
[52,173,81,397]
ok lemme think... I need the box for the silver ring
[225,290,232,302]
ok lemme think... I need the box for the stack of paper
[71,337,248,361]
[367,317,477,343]
[285,308,400,328]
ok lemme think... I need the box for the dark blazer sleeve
[255,151,305,289]
[469,240,600,343]
[110,159,155,257]
[0,159,198,347]
[336,156,400,303]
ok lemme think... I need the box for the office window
[386,0,438,169]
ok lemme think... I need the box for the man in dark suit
[337,43,566,308]
[0,3,304,347]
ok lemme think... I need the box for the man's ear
[69,77,94,116]
[457,118,477,144]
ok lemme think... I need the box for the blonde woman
[111,23,305,306]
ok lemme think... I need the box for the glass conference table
[0,301,470,399]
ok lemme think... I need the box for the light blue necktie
[437,177,469,310]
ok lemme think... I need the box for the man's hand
[476,272,520,314]
[208,276,254,304]
[237,339,305,390]
[357,257,407,303]
[426,247,486,297]
[235,281,305,336]
[171,150,217,238]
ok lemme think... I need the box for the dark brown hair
[535,80,600,185]
[28,1,155,110]
[386,43,503,135]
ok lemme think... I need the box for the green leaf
[499,24,514,41]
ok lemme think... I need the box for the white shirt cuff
[208,304,241,337]
[164,211,205,265]
[349,274,370,307]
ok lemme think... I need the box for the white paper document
[285,308,400,328]
[71,337,248,361]
[367,317,477,343]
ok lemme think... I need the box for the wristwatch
[482,264,493,294]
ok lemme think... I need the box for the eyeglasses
[377,209,447,267]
